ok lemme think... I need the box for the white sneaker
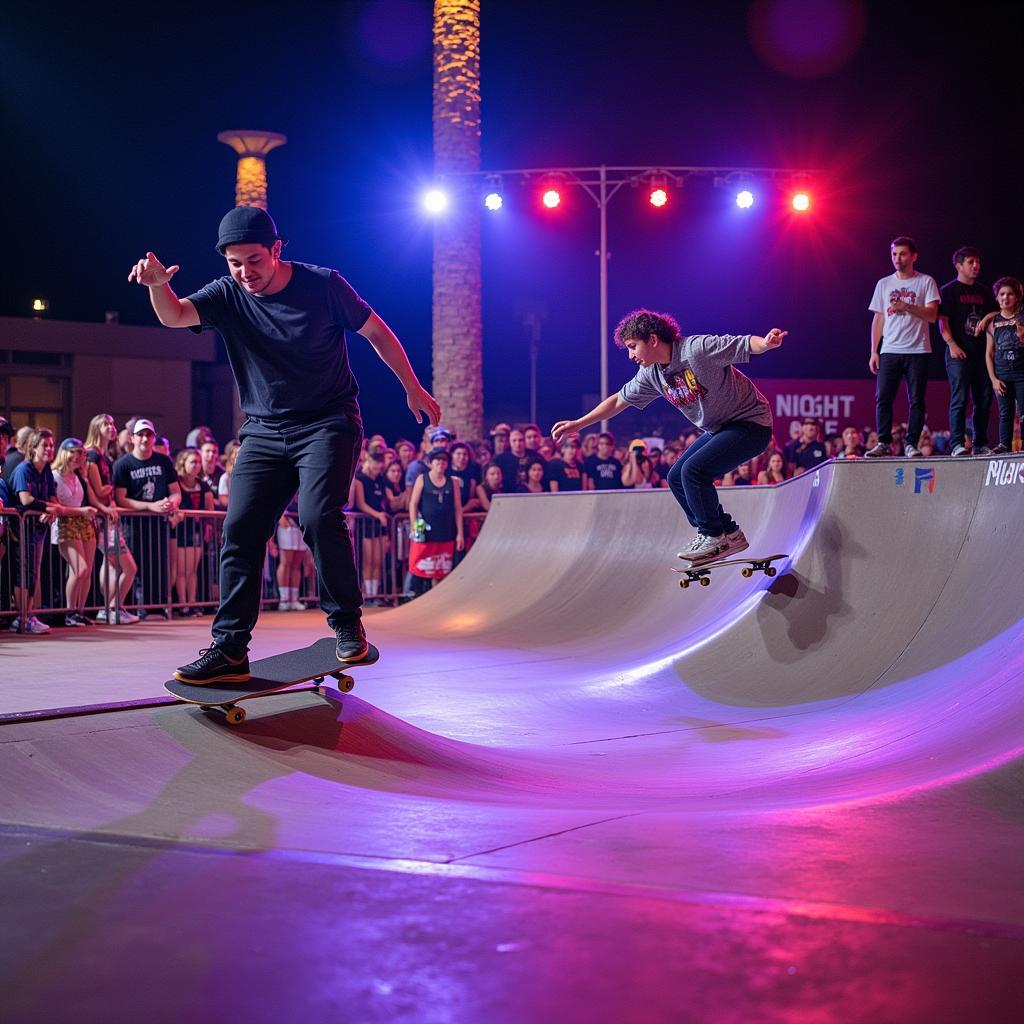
[724,528,749,556]
[114,610,139,624]
[950,444,969,458]
[904,443,923,458]
[27,616,51,634]
[289,601,306,611]
[677,532,727,564]
[277,602,291,612]
[95,608,108,622]
[864,442,889,458]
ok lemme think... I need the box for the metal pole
[599,164,609,431]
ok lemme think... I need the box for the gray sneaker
[950,444,969,458]
[724,528,749,557]
[973,445,990,456]
[904,443,923,458]
[864,441,889,458]
[678,532,727,564]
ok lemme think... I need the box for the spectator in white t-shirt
[865,236,940,457]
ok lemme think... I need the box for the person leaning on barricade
[9,429,77,634]
[50,438,99,626]
[113,419,181,619]
[83,413,138,624]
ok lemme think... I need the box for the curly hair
[613,309,682,348]
[993,277,1023,302]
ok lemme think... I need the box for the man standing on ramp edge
[129,206,440,682]
[552,309,785,566]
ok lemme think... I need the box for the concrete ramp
[362,455,1024,809]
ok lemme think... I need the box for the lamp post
[436,163,815,429]
[217,130,287,209]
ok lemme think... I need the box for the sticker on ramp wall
[895,467,937,493]
[985,460,1024,487]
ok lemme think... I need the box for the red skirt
[408,539,455,579]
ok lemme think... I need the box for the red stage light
[792,192,811,212]
[649,187,668,208]
[542,188,562,209]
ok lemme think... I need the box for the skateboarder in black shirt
[129,207,439,681]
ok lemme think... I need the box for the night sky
[4,1,1022,440]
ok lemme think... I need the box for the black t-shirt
[448,469,476,506]
[187,262,372,424]
[355,471,387,513]
[418,474,457,542]
[493,450,543,492]
[793,441,829,471]
[179,478,213,512]
[991,316,1024,382]
[86,447,114,492]
[3,449,23,481]
[545,457,584,492]
[939,280,997,354]
[112,452,178,502]
[583,454,622,490]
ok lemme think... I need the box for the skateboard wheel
[224,706,246,726]
[680,580,689,589]
[330,672,355,692]
[741,568,752,578]
[699,577,710,587]
[313,675,325,684]
[766,567,777,577]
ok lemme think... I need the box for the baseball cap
[59,437,84,451]
[426,447,451,462]
[430,427,454,443]
[133,419,156,435]
[216,206,285,254]
[0,417,13,438]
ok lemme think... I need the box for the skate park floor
[2,456,1023,1021]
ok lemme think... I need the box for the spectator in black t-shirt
[475,463,505,511]
[938,246,998,456]
[493,428,542,492]
[3,425,31,482]
[523,424,546,459]
[545,436,584,492]
[113,419,181,618]
[170,447,214,616]
[351,451,389,602]
[583,432,622,490]
[788,418,829,475]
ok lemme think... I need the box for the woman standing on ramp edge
[552,309,786,566]
[129,206,440,683]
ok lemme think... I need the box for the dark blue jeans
[666,421,773,536]
[947,350,993,448]
[996,380,1024,448]
[876,353,928,445]
[213,414,363,656]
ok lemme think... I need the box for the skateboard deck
[672,553,788,589]
[164,638,380,725]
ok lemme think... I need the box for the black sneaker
[173,646,251,684]
[335,620,369,663]
[990,443,1010,455]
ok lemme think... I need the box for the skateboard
[672,553,788,589]
[164,638,380,725]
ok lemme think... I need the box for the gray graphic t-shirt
[618,334,772,432]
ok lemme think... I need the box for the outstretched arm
[552,393,629,444]
[357,313,440,426]
[749,328,787,355]
[128,252,200,328]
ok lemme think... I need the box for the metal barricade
[1,506,492,629]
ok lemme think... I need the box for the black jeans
[995,380,1024,448]
[947,350,993,448]
[876,353,928,445]
[213,415,362,656]
[666,421,773,536]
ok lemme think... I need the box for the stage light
[423,188,449,214]
[736,189,755,209]
[31,298,49,313]
[542,188,561,209]
[484,192,503,211]
[792,191,811,212]
[649,187,668,208]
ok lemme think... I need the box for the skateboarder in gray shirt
[552,309,786,565]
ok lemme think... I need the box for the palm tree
[432,0,483,440]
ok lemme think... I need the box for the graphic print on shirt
[887,287,920,316]
[665,368,708,410]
